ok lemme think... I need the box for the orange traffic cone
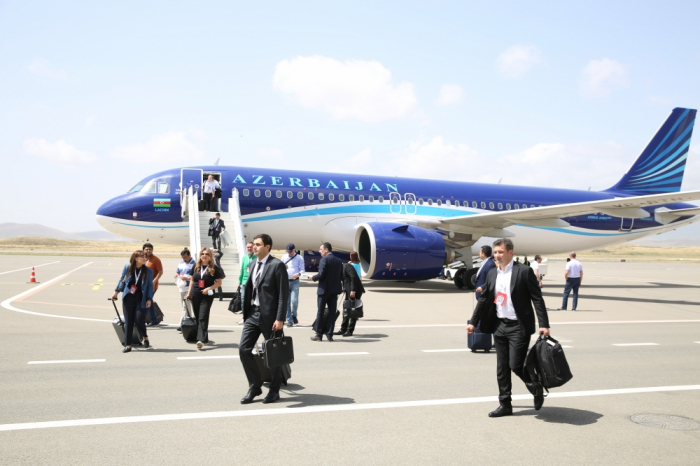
[28,267,39,284]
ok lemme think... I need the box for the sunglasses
[201,253,211,256]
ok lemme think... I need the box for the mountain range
[0,223,131,242]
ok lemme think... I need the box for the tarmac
[0,255,699,465]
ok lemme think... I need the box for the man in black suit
[474,245,496,300]
[238,233,289,404]
[308,242,344,341]
[209,213,225,250]
[467,238,550,418]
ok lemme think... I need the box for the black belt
[500,318,518,324]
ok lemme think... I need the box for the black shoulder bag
[343,297,364,319]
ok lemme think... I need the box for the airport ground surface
[0,255,699,465]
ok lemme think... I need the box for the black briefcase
[343,298,364,319]
[262,331,294,368]
[228,290,242,314]
[254,343,291,385]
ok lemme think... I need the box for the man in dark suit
[467,238,550,418]
[209,213,226,250]
[474,245,496,300]
[308,242,344,341]
[238,233,289,404]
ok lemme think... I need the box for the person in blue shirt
[174,248,196,332]
[111,250,154,352]
[281,243,305,327]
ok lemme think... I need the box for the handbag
[228,290,242,314]
[262,330,294,369]
[343,298,363,319]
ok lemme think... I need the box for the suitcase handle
[108,298,124,327]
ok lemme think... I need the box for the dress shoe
[534,389,545,411]
[240,388,262,404]
[262,391,280,404]
[122,346,131,353]
[310,335,322,341]
[343,332,353,337]
[488,405,513,418]
[333,331,345,336]
[286,321,294,327]
[292,316,298,324]
[142,339,150,349]
[556,308,567,311]
[327,336,334,341]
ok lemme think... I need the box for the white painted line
[177,355,240,360]
[1,384,698,432]
[612,343,659,347]
[422,349,471,353]
[554,320,700,325]
[28,359,105,365]
[695,342,700,344]
[307,352,369,356]
[0,261,61,276]
[0,262,113,323]
[561,346,573,348]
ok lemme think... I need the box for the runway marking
[562,346,573,348]
[307,352,369,356]
[20,301,112,310]
[28,359,105,365]
[588,276,699,286]
[1,384,698,432]
[422,349,470,353]
[0,261,60,276]
[177,355,239,360]
[612,343,659,347]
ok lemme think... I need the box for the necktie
[252,260,263,303]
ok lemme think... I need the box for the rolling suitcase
[253,343,290,385]
[145,301,164,324]
[109,299,142,346]
[467,319,492,352]
[181,306,198,342]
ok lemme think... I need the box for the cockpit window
[128,183,145,193]
[143,181,157,193]
[158,182,170,194]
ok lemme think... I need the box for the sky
[1,0,700,239]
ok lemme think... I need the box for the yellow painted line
[98,278,104,282]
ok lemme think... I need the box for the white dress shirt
[281,252,305,280]
[251,254,270,306]
[203,180,221,194]
[495,259,517,320]
[566,259,583,278]
[530,261,540,277]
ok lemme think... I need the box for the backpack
[525,335,573,393]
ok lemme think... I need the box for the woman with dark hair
[187,247,223,349]
[111,250,154,352]
[335,251,365,337]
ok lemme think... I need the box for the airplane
[97,107,700,288]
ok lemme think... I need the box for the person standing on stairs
[203,175,221,212]
[209,213,226,250]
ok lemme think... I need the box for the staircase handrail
[187,186,202,254]
[231,188,246,256]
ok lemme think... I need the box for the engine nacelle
[354,222,448,280]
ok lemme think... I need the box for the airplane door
[181,168,203,199]
[404,193,416,215]
[390,192,402,214]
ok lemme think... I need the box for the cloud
[330,148,372,173]
[436,84,465,106]
[27,58,69,81]
[273,55,417,123]
[580,58,629,98]
[257,147,284,161]
[390,136,479,180]
[110,130,206,164]
[497,45,542,78]
[86,116,96,126]
[23,138,96,168]
[647,96,672,105]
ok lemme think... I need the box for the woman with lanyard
[335,251,365,337]
[112,250,154,352]
[187,247,223,349]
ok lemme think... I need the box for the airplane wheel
[464,268,478,291]
[454,269,465,289]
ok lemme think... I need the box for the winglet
[607,107,696,194]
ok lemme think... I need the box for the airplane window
[445,200,451,206]
[472,201,477,208]
[308,192,314,200]
[276,190,282,198]
[243,189,249,197]
[514,204,520,209]
[418,198,424,205]
[265,190,271,198]
[480,202,486,209]
[128,183,145,193]
[522,204,527,209]
[254,189,261,197]
[369,196,374,202]
[143,181,157,193]
[318,193,324,200]
[287,191,293,199]
[349,194,354,201]
[329,193,335,201]
[297,192,303,199]
[158,182,170,194]
[531,204,535,208]
[506,203,511,210]
[339,194,345,201]
[455,200,460,207]
[359,195,364,202]
[489,202,494,209]
[428,199,433,206]
[437,199,442,206]
[379,196,384,203]
[497,203,503,210]
[407,198,414,204]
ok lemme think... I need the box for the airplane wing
[441,190,700,233]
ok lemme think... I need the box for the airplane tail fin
[606,107,696,194]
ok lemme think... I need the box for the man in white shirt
[559,252,583,311]
[281,243,305,327]
[202,175,221,212]
[530,255,543,288]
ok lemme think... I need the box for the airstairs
[184,187,246,296]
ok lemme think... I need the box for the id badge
[495,291,507,306]
[198,279,205,288]
[129,285,137,295]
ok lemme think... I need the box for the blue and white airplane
[98,107,700,282]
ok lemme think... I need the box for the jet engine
[354,222,454,280]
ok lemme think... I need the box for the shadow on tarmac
[513,406,604,426]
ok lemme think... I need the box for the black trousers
[122,293,147,346]
[211,232,221,250]
[339,291,362,334]
[238,311,283,391]
[315,293,339,338]
[191,292,214,342]
[203,192,213,211]
[493,320,531,405]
